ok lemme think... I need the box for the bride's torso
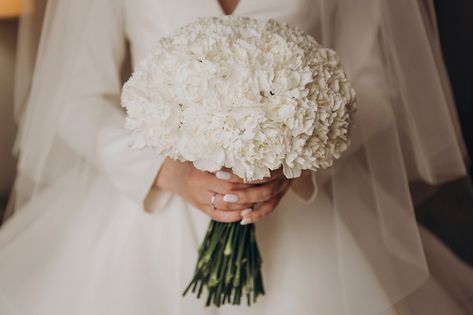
[124,0,322,67]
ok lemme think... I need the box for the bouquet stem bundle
[183,220,265,307]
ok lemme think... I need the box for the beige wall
[0,18,18,198]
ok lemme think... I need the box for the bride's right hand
[154,158,254,223]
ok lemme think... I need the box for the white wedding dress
[1,0,472,314]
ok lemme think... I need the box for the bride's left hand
[217,169,310,224]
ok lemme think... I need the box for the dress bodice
[124,0,321,67]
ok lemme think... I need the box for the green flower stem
[183,221,265,307]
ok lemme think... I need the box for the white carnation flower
[121,16,356,181]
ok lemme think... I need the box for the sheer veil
[4,0,468,313]
[378,0,467,183]
[6,0,94,218]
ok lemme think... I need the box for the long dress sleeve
[309,0,395,187]
[56,0,165,208]
[292,0,392,198]
[333,0,392,156]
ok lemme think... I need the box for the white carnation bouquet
[122,16,356,307]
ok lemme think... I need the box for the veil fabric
[6,0,95,218]
[1,0,468,314]
[378,0,467,183]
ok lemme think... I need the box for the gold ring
[210,192,217,211]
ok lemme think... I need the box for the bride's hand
[154,158,254,223]
[222,168,302,225]
[155,158,308,224]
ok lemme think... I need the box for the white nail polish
[240,218,252,225]
[240,208,253,216]
[223,194,239,202]
[216,171,231,180]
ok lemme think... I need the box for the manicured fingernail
[223,194,239,202]
[240,218,252,225]
[216,171,232,180]
[240,208,253,216]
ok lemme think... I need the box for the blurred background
[415,0,473,266]
[0,0,471,264]
[0,0,19,212]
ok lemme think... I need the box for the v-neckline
[216,0,242,16]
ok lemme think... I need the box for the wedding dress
[1,0,472,314]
